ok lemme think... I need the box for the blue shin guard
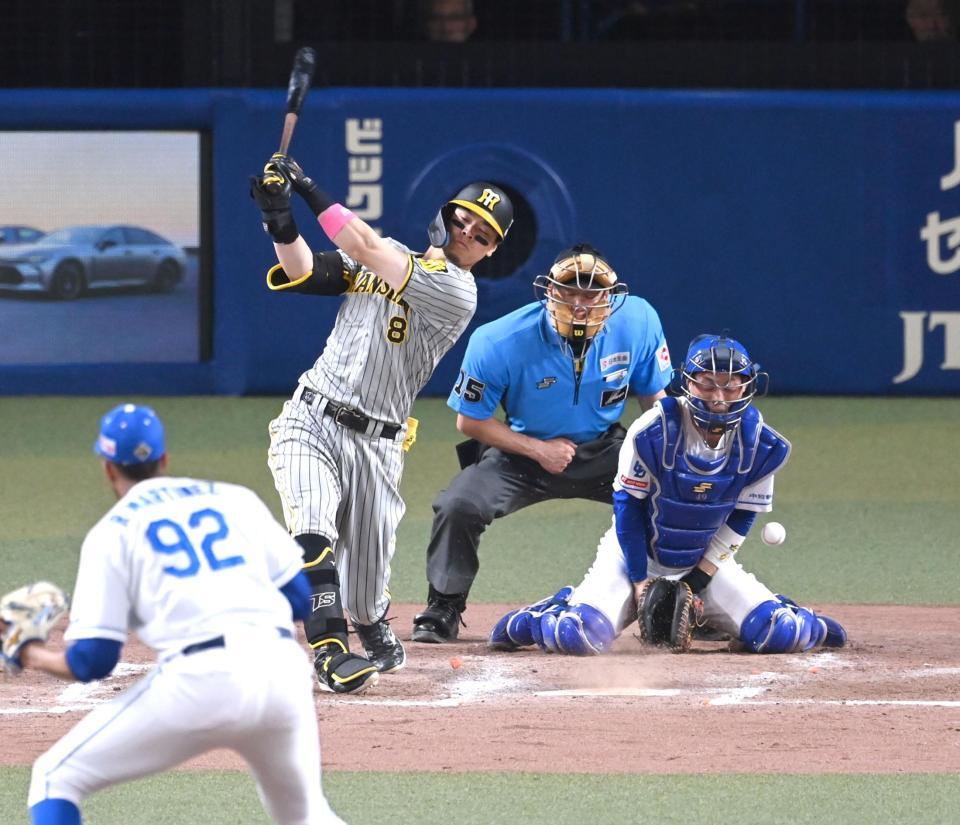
[740,597,827,653]
[740,595,847,653]
[819,614,847,648]
[489,608,524,650]
[775,594,847,649]
[31,799,81,825]
[488,587,574,651]
[552,604,616,656]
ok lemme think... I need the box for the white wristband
[703,523,747,566]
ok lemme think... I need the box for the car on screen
[0,224,187,300]
[0,226,45,245]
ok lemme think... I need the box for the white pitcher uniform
[29,476,343,825]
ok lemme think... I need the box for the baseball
[761,521,786,546]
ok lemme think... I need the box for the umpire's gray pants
[425,429,623,596]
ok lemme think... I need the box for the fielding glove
[1,581,70,674]
[635,578,700,653]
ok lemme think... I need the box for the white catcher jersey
[614,399,776,510]
[298,238,477,424]
[64,476,303,657]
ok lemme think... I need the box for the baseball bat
[264,47,317,194]
[278,46,317,156]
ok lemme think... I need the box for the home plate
[534,688,682,698]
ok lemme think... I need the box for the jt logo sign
[894,311,960,383]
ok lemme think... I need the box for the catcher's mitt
[0,581,70,674]
[636,578,700,653]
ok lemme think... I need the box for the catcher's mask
[676,334,768,435]
[533,243,628,360]
[427,181,514,248]
[93,403,166,465]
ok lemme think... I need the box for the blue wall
[2,88,958,396]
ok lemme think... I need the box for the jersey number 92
[146,508,245,578]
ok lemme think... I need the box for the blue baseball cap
[93,403,166,465]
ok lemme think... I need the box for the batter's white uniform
[268,239,477,624]
[571,403,781,639]
[29,476,343,825]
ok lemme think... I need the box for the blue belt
[182,627,293,656]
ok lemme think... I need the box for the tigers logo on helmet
[533,243,628,360]
[427,181,514,248]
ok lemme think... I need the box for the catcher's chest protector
[634,400,789,568]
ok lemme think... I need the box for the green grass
[1,395,958,603]
[2,767,959,824]
[1,395,958,823]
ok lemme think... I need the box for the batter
[251,152,514,692]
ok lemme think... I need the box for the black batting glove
[270,153,334,217]
[249,161,299,245]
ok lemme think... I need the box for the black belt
[295,386,401,440]
[182,627,293,656]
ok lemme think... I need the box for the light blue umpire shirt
[447,296,672,444]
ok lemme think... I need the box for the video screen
[0,131,206,364]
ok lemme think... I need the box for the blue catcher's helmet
[93,403,166,465]
[679,334,767,434]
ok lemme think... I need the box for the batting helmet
[533,243,628,360]
[93,403,166,465]
[427,181,514,248]
[678,334,768,434]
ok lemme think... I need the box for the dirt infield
[3,604,959,774]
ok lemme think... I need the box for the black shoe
[355,619,406,673]
[313,645,380,694]
[412,588,467,644]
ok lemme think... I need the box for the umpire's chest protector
[634,398,791,569]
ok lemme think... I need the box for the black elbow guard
[305,251,350,295]
[267,251,349,295]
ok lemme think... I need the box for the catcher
[489,333,847,655]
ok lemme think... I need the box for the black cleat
[412,589,467,644]
[356,619,406,673]
[313,645,379,694]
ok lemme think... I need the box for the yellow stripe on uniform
[326,661,379,687]
[394,254,416,297]
[302,546,334,569]
[267,262,314,291]
[332,668,378,687]
[310,637,348,652]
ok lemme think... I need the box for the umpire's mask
[533,244,628,360]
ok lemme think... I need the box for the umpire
[412,244,671,643]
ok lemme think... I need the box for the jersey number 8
[146,508,245,579]
[386,315,408,344]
